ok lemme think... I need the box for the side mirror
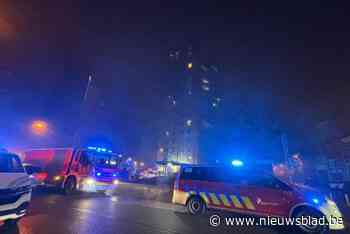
[25,168,34,175]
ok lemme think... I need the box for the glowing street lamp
[232,159,243,167]
[187,62,193,70]
[186,119,192,127]
[30,120,48,136]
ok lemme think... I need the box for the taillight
[35,172,48,182]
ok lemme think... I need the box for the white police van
[0,150,31,227]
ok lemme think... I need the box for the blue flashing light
[88,146,111,153]
[231,159,243,167]
[113,173,117,177]
[312,198,320,204]
[96,172,101,176]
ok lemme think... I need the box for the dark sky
[1,1,350,157]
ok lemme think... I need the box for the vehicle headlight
[85,178,96,185]
[326,197,337,206]
[113,179,119,185]
[53,176,62,181]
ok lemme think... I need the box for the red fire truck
[19,147,121,194]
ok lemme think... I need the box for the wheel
[186,196,206,215]
[293,207,329,233]
[64,177,77,195]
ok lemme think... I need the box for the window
[181,166,232,182]
[245,175,290,190]
[207,167,232,183]
[0,153,25,173]
[181,167,208,181]
[85,151,119,168]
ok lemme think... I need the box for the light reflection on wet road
[0,190,347,234]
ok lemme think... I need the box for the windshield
[0,153,25,173]
[86,151,119,168]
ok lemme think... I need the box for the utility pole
[74,75,93,147]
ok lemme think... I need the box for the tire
[186,196,206,215]
[293,207,329,233]
[64,177,77,195]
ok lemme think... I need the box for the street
[0,189,347,234]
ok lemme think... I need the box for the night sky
[1,1,350,159]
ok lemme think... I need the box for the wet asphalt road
[0,190,348,234]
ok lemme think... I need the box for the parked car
[0,151,32,228]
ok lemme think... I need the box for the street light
[30,120,48,136]
[187,62,193,70]
[232,160,244,167]
[186,119,192,127]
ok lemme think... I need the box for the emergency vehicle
[20,147,120,194]
[0,150,31,227]
[172,165,345,233]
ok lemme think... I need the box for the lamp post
[74,75,93,147]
